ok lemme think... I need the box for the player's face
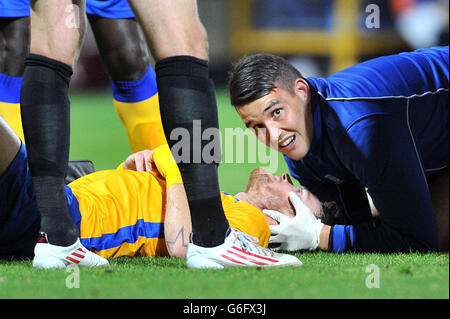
[236,79,313,161]
[250,169,322,221]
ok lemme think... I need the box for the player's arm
[151,145,191,258]
[117,146,191,257]
[288,158,373,226]
[163,183,191,258]
[327,46,448,99]
[332,117,438,253]
[272,117,439,253]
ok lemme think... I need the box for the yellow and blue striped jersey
[68,169,270,258]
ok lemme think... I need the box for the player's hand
[263,191,324,251]
[123,150,154,172]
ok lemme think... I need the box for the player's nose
[266,125,281,145]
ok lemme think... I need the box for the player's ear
[293,78,310,104]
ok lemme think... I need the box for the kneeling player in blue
[229,46,449,253]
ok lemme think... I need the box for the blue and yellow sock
[0,73,24,141]
[112,65,167,153]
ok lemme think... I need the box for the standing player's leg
[19,0,107,269]
[128,0,231,248]
[87,16,149,82]
[126,0,302,268]
[20,0,86,248]
[0,17,29,142]
[87,15,164,152]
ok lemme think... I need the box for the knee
[186,22,209,59]
[5,35,29,60]
[29,3,86,66]
[104,43,150,81]
[1,17,30,76]
[4,38,29,77]
[154,20,209,61]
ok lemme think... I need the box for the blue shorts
[0,0,135,19]
[0,0,30,18]
[0,143,80,260]
[86,0,135,19]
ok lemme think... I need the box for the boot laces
[233,229,275,258]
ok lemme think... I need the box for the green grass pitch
[0,89,448,300]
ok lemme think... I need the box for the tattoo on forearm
[166,227,189,255]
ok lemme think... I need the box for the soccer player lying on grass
[0,115,302,267]
[122,155,346,252]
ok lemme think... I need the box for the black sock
[20,54,78,246]
[155,56,230,247]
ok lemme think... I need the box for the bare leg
[88,15,160,152]
[29,0,86,67]
[87,15,150,81]
[127,0,208,61]
[0,17,30,76]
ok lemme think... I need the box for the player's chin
[281,146,300,161]
[282,138,309,160]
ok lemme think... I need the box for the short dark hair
[228,53,303,107]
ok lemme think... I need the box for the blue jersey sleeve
[321,46,449,100]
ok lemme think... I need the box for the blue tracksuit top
[284,46,449,253]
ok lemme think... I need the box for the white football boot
[33,232,109,269]
[186,228,303,269]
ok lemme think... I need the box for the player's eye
[252,123,264,132]
[272,108,283,118]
